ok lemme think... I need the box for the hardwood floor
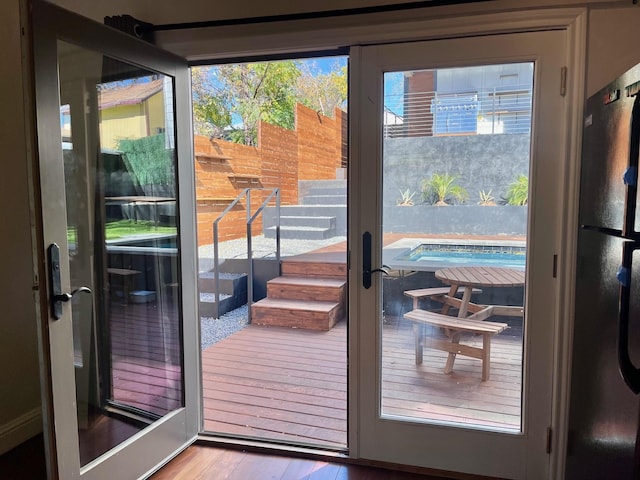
[0,434,47,480]
[150,444,483,480]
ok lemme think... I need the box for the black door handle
[48,243,92,320]
[617,241,640,394]
[362,231,390,289]
[623,95,640,238]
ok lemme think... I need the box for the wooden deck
[106,289,523,451]
[201,316,523,448]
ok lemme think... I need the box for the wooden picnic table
[435,266,525,320]
[403,266,525,380]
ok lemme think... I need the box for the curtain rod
[149,0,490,32]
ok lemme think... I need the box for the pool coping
[383,237,527,272]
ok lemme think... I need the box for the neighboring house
[61,77,166,150]
[401,64,533,137]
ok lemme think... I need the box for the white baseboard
[0,408,42,455]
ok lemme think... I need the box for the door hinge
[546,426,553,454]
[560,67,568,97]
[553,254,558,278]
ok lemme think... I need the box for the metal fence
[384,85,532,138]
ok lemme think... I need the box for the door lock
[48,243,92,320]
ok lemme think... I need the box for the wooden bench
[403,309,508,381]
[404,286,482,311]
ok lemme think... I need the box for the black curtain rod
[149,0,490,32]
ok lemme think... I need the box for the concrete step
[198,272,247,295]
[263,205,346,235]
[278,215,336,229]
[299,179,346,191]
[199,292,233,318]
[306,187,347,196]
[301,195,347,206]
[267,276,346,303]
[251,298,342,331]
[263,226,335,240]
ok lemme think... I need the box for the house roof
[98,78,164,109]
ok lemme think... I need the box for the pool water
[398,244,526,269]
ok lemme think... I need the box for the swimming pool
[395,243,526,269]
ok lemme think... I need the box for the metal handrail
[212,187,280,322]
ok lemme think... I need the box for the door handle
[622,95,640,238]
[617,241,640,394]
[362,231,390,289]
[48,243,92,320]
[54,287,92,303]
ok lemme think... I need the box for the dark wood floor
[1,435,494,480]
[150,444,479,480]
[0,434,47,480]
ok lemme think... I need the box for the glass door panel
[59,40,183,465]
[353,30,567,479]
[381,63,531,431]
[33,3,198,478]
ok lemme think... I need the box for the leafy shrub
[505,175,529,206]
[421,173,468,206]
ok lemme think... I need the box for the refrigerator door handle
[617,241,640,394]
[622,95,640,237]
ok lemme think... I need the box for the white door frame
[157,6,583,478]
[340,12,584,480]
[349,29,569,478]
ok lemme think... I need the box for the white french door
[350,30,568,479]
[32,2,199,478]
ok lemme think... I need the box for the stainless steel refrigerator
[566,63,640,479]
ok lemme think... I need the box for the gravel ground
[198,234,346,350]
[200,305,249,350]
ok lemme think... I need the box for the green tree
[192,62,300,146]
[191,58,348,146]
[296,60,348,117]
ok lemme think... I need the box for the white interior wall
[0,0,42,455]
[3,0,640,461]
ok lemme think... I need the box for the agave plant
[478,189,496,206]
[421,173,468,206]
[505,174,529,206]
[396,188,416,206]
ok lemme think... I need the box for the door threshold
[195,434,348,459]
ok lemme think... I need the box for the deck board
[108,302,523,450]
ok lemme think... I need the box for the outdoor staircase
[198,271,248,318]
[251,252,347,331]
[263,179,346,240]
